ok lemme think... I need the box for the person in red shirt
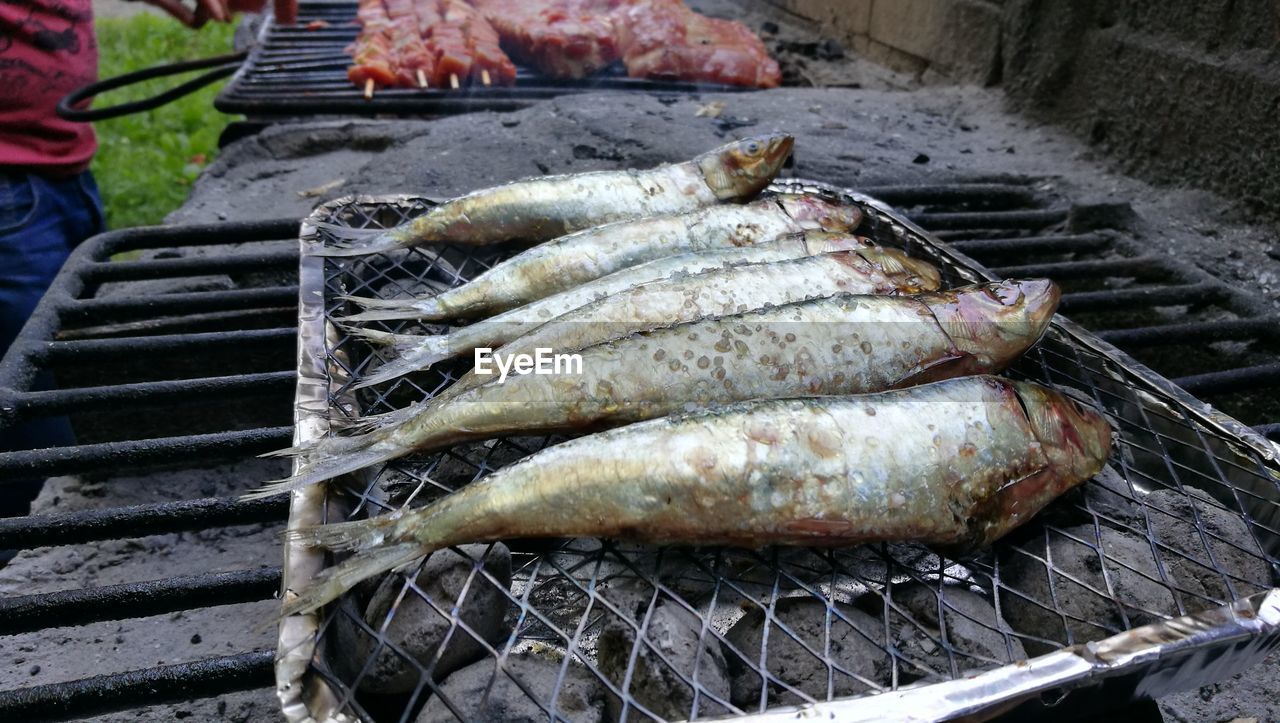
[0,0,252,517]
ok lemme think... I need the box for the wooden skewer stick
[481,69,491,86]
[449,73,460,89]
[363,78,374,100]
[416,69,428,89]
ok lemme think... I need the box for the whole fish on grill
[339,194,861,322]
[350,242,940,388]
[249,279,1059,498]
[313,133,794,256]
[279,375,1112,617]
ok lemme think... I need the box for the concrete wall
[775,0,1280,214]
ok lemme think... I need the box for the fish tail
[285,514,399,552]
[241,435,408,500]
[353,334,455,388]
[337,295,447,323]
[280,541,429,618]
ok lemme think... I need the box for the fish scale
[249,279,1060,499]
[280,375,1112,617]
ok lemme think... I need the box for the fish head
[925,279,1059,372]
[698,133,794,200]
[847,247,943,294]
[961,380,1112,547]
[775,195,863,231]
[796,230,874,255]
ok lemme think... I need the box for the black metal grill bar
[91,219,299,258]
[5,371,295,417]
[0,495,288,549]
[1172,363,1280,396]
[990,257,1172,281]
[0,568,281,636]
[58,286,299,325]
[945,234,1112,255]
[1057,282,1226,313]
[51,308,297,341]
[907,209,1068,230]
[0,651,274,723]
[1095,319,1280,347]
[82,248,297,282]
[38,328,295,362]
[0,426,291,480]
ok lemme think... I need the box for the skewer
[449,73,460,89]
[363,78,374,100]
[481,69,491,86]
[416,69,428,88]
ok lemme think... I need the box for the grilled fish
[280,375,1111,616]
[249,279,1058,498]
[350,242,939,388]
[339,194,861,322]
[313,133,794,256]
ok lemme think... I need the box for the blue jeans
[0,170,104,516]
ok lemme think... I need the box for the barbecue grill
[1,179,1278,721]
[213,1,751,118]
[276,180,1280,722]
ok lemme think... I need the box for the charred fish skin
[350,242,940,389]
[282,376,1111,617]
[339,194,862,323]
[253,280,1057,497]
[312,133,794,257]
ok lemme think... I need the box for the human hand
[141,0,265,28]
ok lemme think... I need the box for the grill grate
[293,184,1280,722]
[216,0,753,117]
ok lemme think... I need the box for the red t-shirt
[0,0,98,175]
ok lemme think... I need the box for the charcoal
[723,598,891,709]
[597,599,732,720]
[347,543,513,694]
[1144,487,1274,602]
[874,583,1026,680]
[415,653,607,723]
[1001,526,1208,655]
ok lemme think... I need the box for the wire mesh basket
[278,180,1280,723]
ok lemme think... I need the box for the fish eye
[745,141,762,155]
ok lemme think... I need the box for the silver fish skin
[280,376,1111,616]
[339,194,861,322]
[350,241,937,389]
[249,279,1058,498]
[312,133,794,257]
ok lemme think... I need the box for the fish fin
[309,221,386,238]
[280,541,429,618]
[336,295,446,323]
[892,352,981,388]
[241,436,408,500]
[353,335,454,388]
[285,515,399,552]
[340,324,402,347]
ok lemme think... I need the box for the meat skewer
[346,0,397,94]
[384,0,436,88]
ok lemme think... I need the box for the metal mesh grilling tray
[279,180,1280,722]
[216,0,749,117]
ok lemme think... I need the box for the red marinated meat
[610,0,781,88]
[472,0,619,79]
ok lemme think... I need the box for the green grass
[92,15,239,228]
